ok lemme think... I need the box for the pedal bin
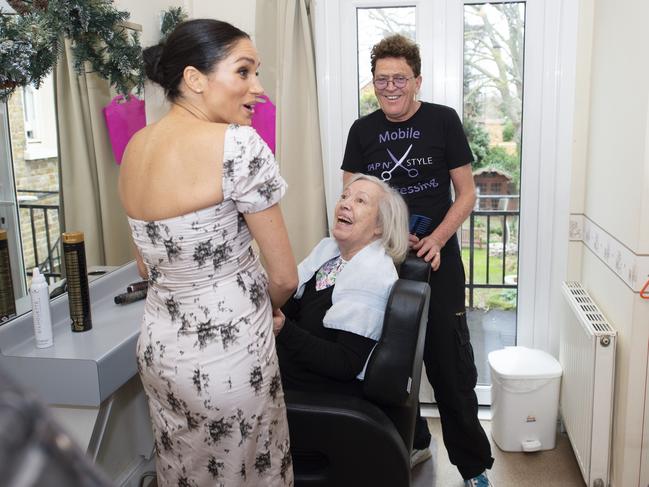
[488,346,562,452]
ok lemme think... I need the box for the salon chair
[285,252,431,487]
[0,368,113,487]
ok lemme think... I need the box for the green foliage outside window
[486,289,517,310]
[359,90,380,117]
[482,146,520,189]
[465,118,520,191]
[502,120,516,142]
[464,118,490,164]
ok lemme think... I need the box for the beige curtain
[55,38,131,267]
[255,0,328,262]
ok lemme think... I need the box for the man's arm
[342,170,355,186]
[412,164,476,268]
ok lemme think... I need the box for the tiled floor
[144,417,584,487]
[413,418,585,487]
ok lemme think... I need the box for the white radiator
[560,282,616,487]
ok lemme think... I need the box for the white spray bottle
[31,267,53,348]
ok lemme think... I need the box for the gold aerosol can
[62,231,92,331]
[0,229,17,323]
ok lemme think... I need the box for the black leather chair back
[363,279,429,450]
[398,250,432,283]
[364,252,430,451]
[286,252,431,487]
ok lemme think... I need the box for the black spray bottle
[62,232,92,332]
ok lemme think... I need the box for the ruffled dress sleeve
[222,124,287,213]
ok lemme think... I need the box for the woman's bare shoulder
[120,122,157,163]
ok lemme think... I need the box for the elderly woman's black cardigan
[275,274,377,396]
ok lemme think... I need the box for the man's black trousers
[413,236,494,480]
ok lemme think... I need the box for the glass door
[315,0,557,405]
[461,2,526,397]
[356,6,416,117]
[351,1,529,404]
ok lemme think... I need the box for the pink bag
[251,94,276,154]
[102,95,146,164]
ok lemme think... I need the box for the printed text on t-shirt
[378,127,420,143]
[394,178,440,195]
[367,157,436,172]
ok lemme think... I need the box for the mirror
[1,68,134,322]
[0,2,148,324]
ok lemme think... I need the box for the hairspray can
[0,229,17,323]
[30,267,53,348]
[62,231,92,332]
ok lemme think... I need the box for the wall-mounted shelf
[0,262,144,406]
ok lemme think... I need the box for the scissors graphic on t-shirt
[381,144,419,181]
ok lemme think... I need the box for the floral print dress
[128,125,293,487]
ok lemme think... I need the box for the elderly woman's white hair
[344,173,409,263]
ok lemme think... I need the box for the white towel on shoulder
[296,237,398,342]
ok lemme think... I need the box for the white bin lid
[488,346,562,380]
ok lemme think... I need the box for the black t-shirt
[342,102,473,229]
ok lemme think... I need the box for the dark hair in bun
[143,44,165,85]
[142,19,250,101]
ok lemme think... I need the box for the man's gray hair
[344,173,409,263]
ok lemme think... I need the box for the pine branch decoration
[0,0,144,100]
[160,7,187,41]
[0,11,59,98]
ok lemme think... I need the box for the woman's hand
[412,234,443,271]
[273,308,286,336]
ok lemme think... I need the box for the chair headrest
[398,251,431,283]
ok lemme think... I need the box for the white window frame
[0,103,27,298]
[22,85,37,139]
[313,0,578,403]
[23,74,59,161]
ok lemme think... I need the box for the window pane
[356,7,416,117]
[462,2,525,386]
[7,75,62,287]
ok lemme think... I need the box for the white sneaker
[410,447,432,468]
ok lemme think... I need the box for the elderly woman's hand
[412,234,443,271]
[273,308,286,336]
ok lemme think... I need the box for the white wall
[566,0,594,283]
[642,353,649,484]
[190,0,256,36]
[571,0,649,485]
[583,0,649,252]
[113,0,256,123]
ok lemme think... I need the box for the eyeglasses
[373,76,415,90]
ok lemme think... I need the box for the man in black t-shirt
[342,35,494,487]
[343,102,472,228]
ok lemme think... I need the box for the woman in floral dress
[118,19,297,487]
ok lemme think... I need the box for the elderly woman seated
[274,174,409,396]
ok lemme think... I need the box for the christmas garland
[160,6,186,41]
[0,0,144,100]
